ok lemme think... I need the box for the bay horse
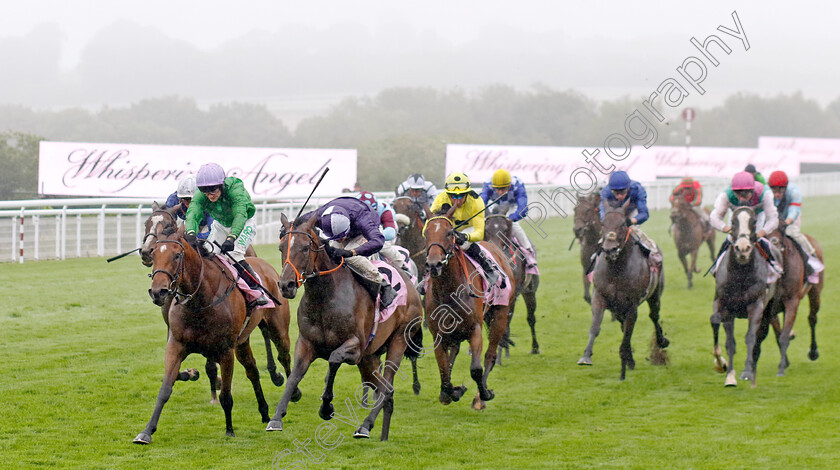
[140,202,280,403]
[572,193,601,304]
[134,229,294,444]
[423,216,515,409]
[669,190,715,288]
[484,214,540,356]
[578,200,669,380]
[764,225,824,376]
[392,196,427,274]
[266,213,423,441]
[710,207,777,387]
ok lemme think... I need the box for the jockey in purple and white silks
[599,171,662,266]
[305,196,398,308]
[767,170,824,283]
[480,169,537,269]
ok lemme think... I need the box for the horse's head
[484,215,512,247]
[423,216,457,278]
[277,213,326,299]
[669,190,688,223]
[393,196,423,240]
[573,193,601,239]
[600,199,631,261]
[141,202,181,267]
[147,228,190,306]
[730,207,757,264]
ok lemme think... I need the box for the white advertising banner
[758,136,840,164]
[627,146,799,178]
[445,144,658,187]
[38,142,356,198]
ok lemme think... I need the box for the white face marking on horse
[433,224,441,234]
[143,214,165,252]
[159,245,168,253]
[734,211,753,253]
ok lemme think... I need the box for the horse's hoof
[739,371,754,382]
[713,356,728,373]
[809,349,819,361]
[452,385,467,401]
[291,387,303,402]
[480,389,495,401]
[270,372,285,387]
[725,370,737,387]
[531,348,541,355]
[226,430,235,437]
[439,391,453,405]
[776,371,786,377]
[577,357,593,366]
[471,393,486,410]
[319,403,335,421]
[210,398,220,405]
[266,420,283,431]
[187,368,200,381]
[627,360,636,371]
[658,337,670,349]
[353,427,371,439]
[412,383,421,396]
[133,432,152,445]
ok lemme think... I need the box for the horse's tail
[404,322,423,360]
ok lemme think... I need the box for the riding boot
[236,260,269,307]
[379,280,398,309]
[465,243,503,288]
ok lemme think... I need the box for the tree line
[2,87,839,199]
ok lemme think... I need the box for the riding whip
[452,194,506,231]
[568,237,577,251]
[107,247,140,263]
[292,167,330,224]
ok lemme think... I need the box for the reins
[280,227,345,288]
[150,239,237,311]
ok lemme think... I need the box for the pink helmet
[731,171,755,190]
[196,163,226,187]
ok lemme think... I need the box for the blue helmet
[609,171,631,190]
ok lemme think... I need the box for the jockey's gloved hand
[324,244,352,263]
[185,231,197,245]
[453,231,468,245]
[220,236,236,253]
[625,217,634,227]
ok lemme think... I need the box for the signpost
[682,108,695,166]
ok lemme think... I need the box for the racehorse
[423,215,515,409]
[392,196,427,275]
[572,193,601,304]
[484,214,540,356]
[577,200,669,380]
[710,207,777,387]
[669,190,715,288]
[134,229,293,443]
[140,202,280,403]
[266,213,423,441]
[764,225,824,376]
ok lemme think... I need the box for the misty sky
[2,0,837,126]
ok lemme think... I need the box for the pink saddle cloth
[463,244,513,307]
[216,255,275,309]
[372,260,409,323]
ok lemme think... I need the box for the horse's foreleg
[262,313,293,387]
[234,339,270,422]
[647,290,669,350]
[205,360,220,404]
[710,307,727,373]
[619,308,638,381]
[678,251,691,288]
[320,336,361,420]
[433,338,460,404]
[740,302,765,386]
[578,294,606,366]
[258,321,280,386]
[267,337,315,431]
[582,271,592,305]
[218,349,236,437]
[525,291,540,354]
[467,322,491,408]
[358,340,407,441]
[808,287,821,361]
[480,307,508,405]
[723,318,737,387]
[133,341,187,444]
[776,298,799,376]
[688,249,699,287]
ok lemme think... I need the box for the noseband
[150,239,203,304]
[279,227,344,288]
[423,216,456,265]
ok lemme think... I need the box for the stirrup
[248,293,269,307]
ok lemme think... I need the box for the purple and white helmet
[321,206,351,240]
[196,163,226,187]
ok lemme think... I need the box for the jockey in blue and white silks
[480,169,537,268]
[599,171,661,266]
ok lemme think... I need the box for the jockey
[599,171,662,267]
[744,164,766,185]
[357,191,408,271]
[307,196,398,309]
[669,176,711,233]
[767,171,824,282]
[479,169,537,269]
[164,175,213,239]
[431,172,502,286]
[184,163,268,307]
[395,173,438,220]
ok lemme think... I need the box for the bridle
[149,239,236,309]
[143,209,179,246]
[599,211,632,257]
[423,216,456,265]
[279,226,344,288]
[394,196,427,260]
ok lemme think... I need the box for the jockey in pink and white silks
[479,169,538,269]
[709,171,780,275]
[767,171,824,283]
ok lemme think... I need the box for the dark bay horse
[669,191,715,288]
[578,201,669,380]
[392,196,427,273]
[765,227,824,376]
[134,230,293,443]
[423,216,515,409]
[710,207,777,387]
[484,214,540,355]
[572,193,601,304]
[267,213,423,441]
[140,202,279,403]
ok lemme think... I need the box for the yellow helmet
[491,169,511,188]
[444,172,471,194]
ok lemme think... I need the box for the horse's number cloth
[372,260,409,323]
[216,255,275,309]
[464,244,513,307]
